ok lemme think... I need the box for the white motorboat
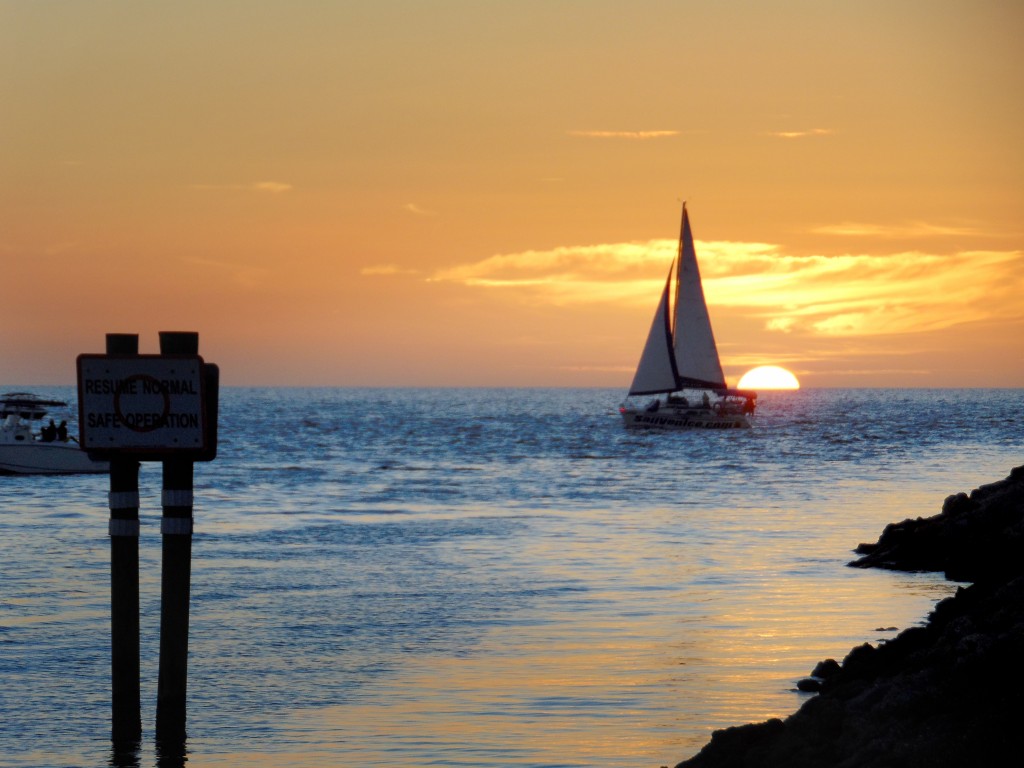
[620,204,757,430]
[0,393,109,475]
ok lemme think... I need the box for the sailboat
[619,203,756,429]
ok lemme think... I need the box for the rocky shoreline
[674,465,1024,768]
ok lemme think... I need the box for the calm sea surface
[2,387,1022,768]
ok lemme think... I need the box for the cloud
[192,181,292,193]
[428,239,1024,340]
[403,203,437,216]
[252,181,292,193]
[766,128,833,139]
[766,317,797,333]
[810,221,984,238]
[430,240,683,305]
[361,264,420,276]
[567,130,681,139]
[704,249,1024,337]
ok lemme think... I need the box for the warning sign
[77,355,208,453]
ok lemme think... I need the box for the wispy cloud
[700,249,1024,337]
[766,128,833,139]
[567,130,681,140]
[427,239,1024,340]
[724,348,930,376]
[192,181,292,193]
[810,221,984,238]
[430,241,680,304]
[403,203,437,216]
[361,264,420,276]
[252,181,292,193]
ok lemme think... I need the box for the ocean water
[1,387,1021,768]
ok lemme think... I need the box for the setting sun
[738,366,801,390]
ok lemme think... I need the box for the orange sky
[3,1,1022,387]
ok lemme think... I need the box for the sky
[2,0,1022,388]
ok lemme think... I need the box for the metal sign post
[154,331,199,745]
[78,331,218,751]
[104,334,142,746]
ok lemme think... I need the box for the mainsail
[628,204,726,396]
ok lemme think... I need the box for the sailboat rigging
[619,203,756,429]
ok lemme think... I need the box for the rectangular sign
[77,354,207,453]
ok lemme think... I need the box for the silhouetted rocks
[794,659,841,693]
[675,465,1024,768]
[794,677,821,693]
[809,658,840,680]
[849,464,1024,582]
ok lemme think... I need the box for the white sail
[620,203,755,430]
[627,203,725,396]
[628,269,680,395]
[672,205,726,389]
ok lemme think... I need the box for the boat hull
[620,406,750,430]
[0,444,109,475]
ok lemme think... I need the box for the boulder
[675,466,1024,768]
[849,465,1024,582]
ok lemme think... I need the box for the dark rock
[678,575,1024,767]
[809,658,840,679]
[676,720,787,768]
[839,642,881,679]
[852,540,877,555]
[675,465,1024,768]
[795,677,822,692]
[848,465,1024,583]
